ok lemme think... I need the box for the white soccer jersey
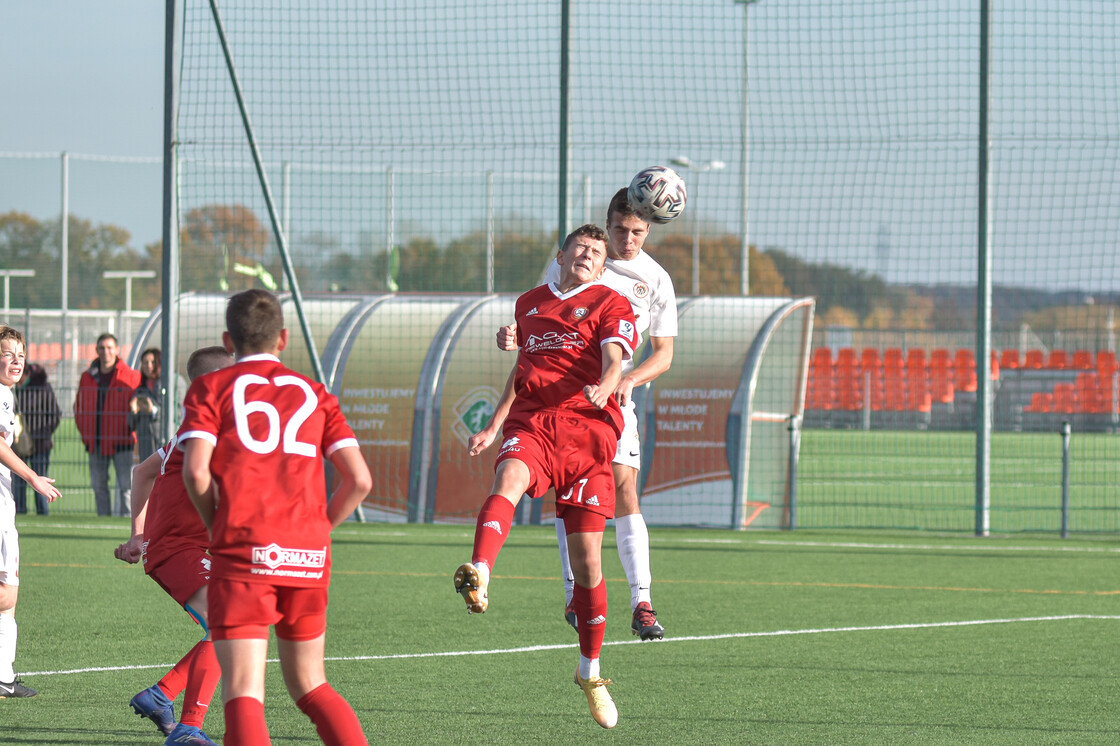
[0,386,15,528]
[545,250,678,373]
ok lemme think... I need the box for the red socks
[472,495,516,568]
[224,696,271,745]
[224,686,366,745]
[180,640,220,727]
[156,640,199,699]
[296,683,368,745]
[572,577,607,661]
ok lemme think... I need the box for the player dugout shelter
[133,293,815,529]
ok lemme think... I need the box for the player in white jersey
[499,187,678,639]
[0,325,62,699]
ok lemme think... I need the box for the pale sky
[2,2,1118,294]
[1,1,165,249]
[1,1,163,154]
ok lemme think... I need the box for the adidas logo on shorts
[482,520,502,535]
[586,495,600,506]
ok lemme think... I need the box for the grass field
[799,430,1120,533]
[5,517,1119,744]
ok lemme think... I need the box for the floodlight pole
[735,0,760,296]
[975,0,992,536]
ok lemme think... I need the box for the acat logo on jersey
[571,306,588,320]
[251,543,327,570]
[524,331,585,354]
[633,282,650,299]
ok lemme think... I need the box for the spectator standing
[75,333,141,516]
[11,364,61,515]
[129,348,163,463]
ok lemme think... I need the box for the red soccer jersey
[178,354,359,588]
[512,281,638,437]
[142,435,210,572]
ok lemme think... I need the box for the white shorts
[0,526,19,587]
[613,399,641,470]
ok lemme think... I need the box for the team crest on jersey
[633,282,650,299]
[571,306,588,320]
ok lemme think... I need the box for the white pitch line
[22,615,1119,677]
[747,539,1120,554]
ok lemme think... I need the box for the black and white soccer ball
[626,166,688,224]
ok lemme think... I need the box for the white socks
[0,613,16,682]
[578,655,600,681]
[615,513,652,609]
[555,521,575,605]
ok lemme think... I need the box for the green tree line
[7,206,1110,334]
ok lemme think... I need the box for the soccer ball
[627,166,688,224]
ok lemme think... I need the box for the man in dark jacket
[12,363,61,515]
[74,334,141,516]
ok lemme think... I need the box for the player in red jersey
[115,346,234,746]
[180,290,373,746]
[455,224,638,729]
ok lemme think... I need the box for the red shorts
[147,549,211,608]
[208,578,328,642]
[497,409,616,520]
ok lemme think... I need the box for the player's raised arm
[181,438,217,532]
[584,342,625,410]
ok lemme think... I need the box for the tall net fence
[3,1,1117,529]
[171,1,1120,532]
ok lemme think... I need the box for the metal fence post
[787,413,801,530]
[1060,420,1071,538]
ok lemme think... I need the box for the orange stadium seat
[1074,373,1103,414]
[1072,350,1094,370]
[1023,349,1045,369]
[930,365,955,404]
[1096,350,1118,378]
[906,365,931,413]
[883,362,907,412]
[930,348,952,370]
[1024,392,1052,413]
[1047,349,1070,370]
[999,348,1020,370]
[806,361,834,411]
[834,363,863,412]
[954,349,978,393]
[1052,383,1075,414]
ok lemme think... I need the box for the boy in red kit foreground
[181,290,372,746]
